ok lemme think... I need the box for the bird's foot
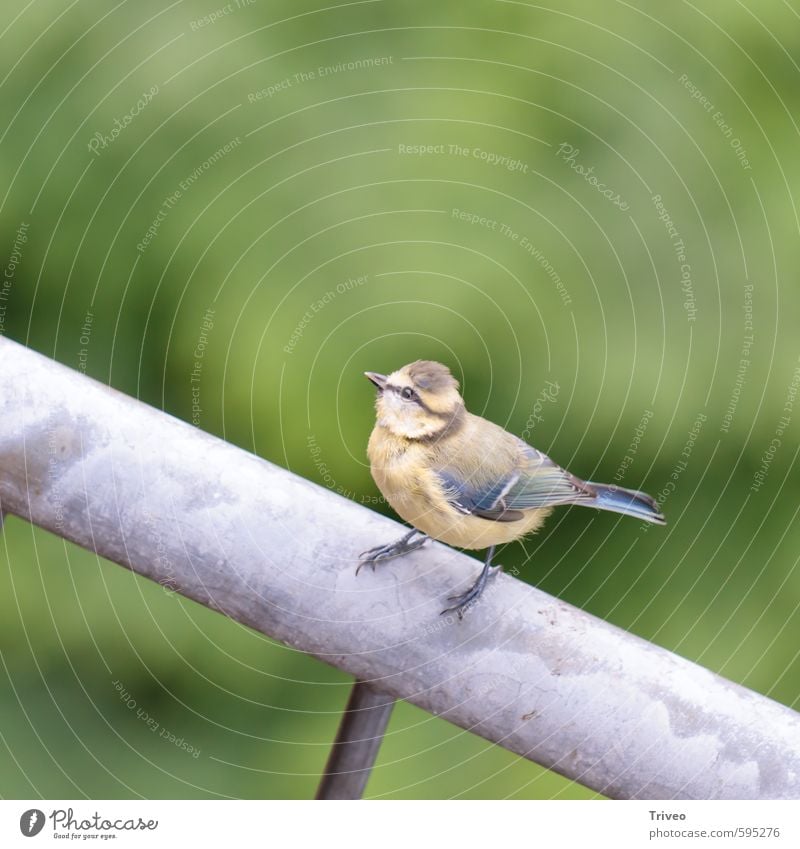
[357,529,428,575]
[441,564,503,620]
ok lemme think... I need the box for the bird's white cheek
[377,392,403,426]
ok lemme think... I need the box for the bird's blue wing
[435,446,594,522]
[501,447,594,509]
[436,468,525,521]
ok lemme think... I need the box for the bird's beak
[364,371,387,391]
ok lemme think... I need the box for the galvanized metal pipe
[1,335,799,799]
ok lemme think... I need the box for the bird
[360,360,665,618]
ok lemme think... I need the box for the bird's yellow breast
[367,424,551,550]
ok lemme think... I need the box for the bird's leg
[357,528,428,574]
[441,545,502,619]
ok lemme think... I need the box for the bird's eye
[401,387,414,400]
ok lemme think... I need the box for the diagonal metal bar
[315,681,396,800]
[0,335,799,799]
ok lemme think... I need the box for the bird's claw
[356,544,394,575]
[354,560,372,576]
[440,564,503,619]
[356,531,428,575]
[441,591,479,620]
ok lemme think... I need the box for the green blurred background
[1,0,799,799]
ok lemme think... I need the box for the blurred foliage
[1,0,799,799]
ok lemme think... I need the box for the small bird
[360,360,665,618]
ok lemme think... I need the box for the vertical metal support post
[315,681,396,800]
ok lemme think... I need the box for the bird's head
[365,360,465,440]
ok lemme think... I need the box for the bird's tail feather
[585,482,666,525]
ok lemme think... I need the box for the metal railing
[1,335,799,799]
